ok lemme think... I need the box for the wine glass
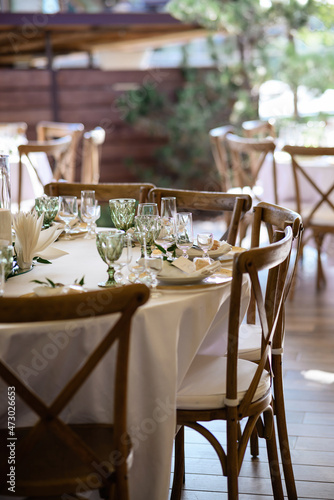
[161,197,177,218]
[175,212,194,259]
[114,234,132,285]
[143,254,163,298]
[34,196,59,228]
[109,198,136,231]
[137,203,159,216]
[96,229,125,287]
[81,190,100,239]
[135,215,160,257]
[58,196,78,240]
[197,232,214,260]
[127,235,146,283]
[154,217,176,260]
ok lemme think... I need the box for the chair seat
[238,323,262,361]
[0,423,131,496]
[177,355,270,410]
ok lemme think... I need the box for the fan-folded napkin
[13,212,63,269]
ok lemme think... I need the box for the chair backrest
[0,285,149,496]
[17,136,73,210]
[242,119,276,139]
[148,187,252,245]
[247,202,303,327]
[80,126,106,184]
[36,121,84,182]
[45,181,156,204]
[282,145,334,227]
[209,125,236,192]
[225,132,278,204]
[227,226,293,414]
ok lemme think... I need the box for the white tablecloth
[0,235,250,500]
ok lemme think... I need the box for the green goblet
[96,229,125,287]
[35,196,59,228]
[109,198,136,231]
[135,215,160,257]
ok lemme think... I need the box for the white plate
[157,268,233,289]
[158,274,207,285]
[176,244,232,260]
[218,246,246,262]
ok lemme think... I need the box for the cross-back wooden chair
[209,125,236,192]
[171,225,294,500]
[45,181,155,204]
[148,187,252,245]
[17,136,72,210]
[238,202,303,500]
[37,121,84,182]
[0,284,149,500]
[242,119,276,139]
[80,126,106,184]
[282,144,334,290]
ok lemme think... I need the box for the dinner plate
[176,244,232,260]
[218,246,247,262]
[157,268,233,289]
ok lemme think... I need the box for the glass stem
[106,265,116,285]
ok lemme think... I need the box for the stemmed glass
[109,198,136,231]
[135,215,160,257]
[34,196,59,228]
[197,232,214,260]
[161,197,177,218]
[127,232,146,283]
[114,234,132,285]
[81,190,101,239]
[96,229,125,287]
[175,212,194,259]
[137,203,159,216]
[143,254,163,298]
[58,196,78,240]
[154,217,176,260]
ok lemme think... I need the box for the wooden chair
[80,126,106,184]
[209,125,236,192]
[171,225,294,500]
[36,121,84,182]
[239,202,303,500]
[282,144,334,289]
[45,181,155,204]
[148,187,252,245]
[0,284,149,500]
[242,119,276,139]
[17,136,72,210]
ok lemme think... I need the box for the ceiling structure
[0,12,206,67]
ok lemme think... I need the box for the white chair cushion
[177,355,270,410]
[238,323,262,361]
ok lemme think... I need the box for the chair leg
[227,408,239,500]
[250,427,259,457]
[314,233,326,290]
[273,357,298,500]
[171,425,185,500]
[264,409,284,500]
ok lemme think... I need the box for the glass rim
[109,198,136,203]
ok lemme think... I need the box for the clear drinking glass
[34,196,59,228]
[197,232,214,260]
[109,198,136,231]
[161,197,177,218]
[154,216,176,260]
[137,203,159,216]
[81,190,100,239]
[114,234,132,285]
[0,245,13,297]
[176,212,194,259]
[96,229,125,287]
[58,196,78,240]
[143,254,163,298]
[135,215,160,257]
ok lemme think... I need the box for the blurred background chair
[242,119,276,139]
[36,121,84,182]
[0,284,149,500]
[282,144,334,289]
[80,126,106,184]
[148,187,252,245]
[17,136,72,210]
[209,125,236,192]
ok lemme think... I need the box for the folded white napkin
[12,212,63,269]
[159,260,221,280]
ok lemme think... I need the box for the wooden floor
[170,246,334,500]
